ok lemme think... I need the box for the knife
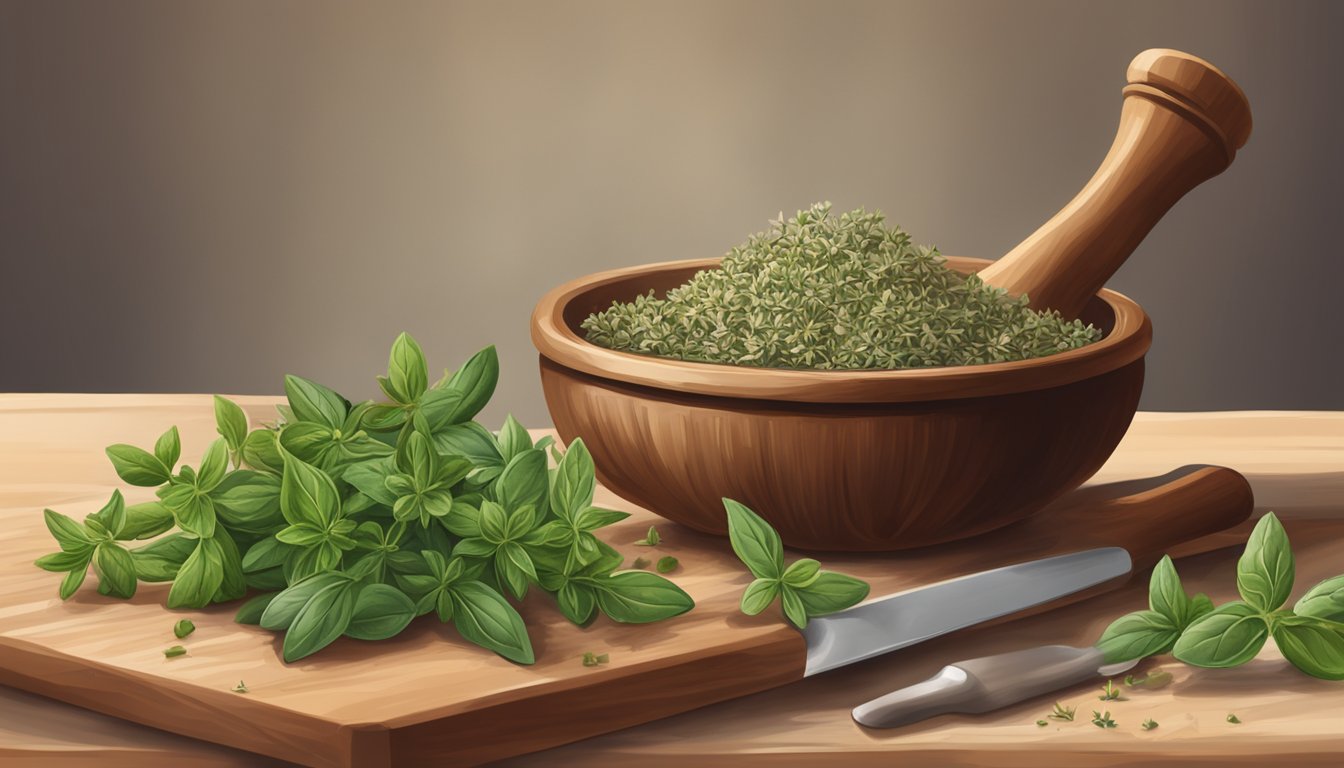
[801,547,1132,676]
[851,644,1139,728]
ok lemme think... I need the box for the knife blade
[851,644,1141,728]
[801,547,1132,676]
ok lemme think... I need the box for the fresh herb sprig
[724,499,868,627]
[34,333,695,664]
[1097,513,1344,681]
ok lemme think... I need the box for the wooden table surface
[1,399,1340,766]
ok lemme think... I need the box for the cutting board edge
[386,624,806,766]
[0,635,349,768]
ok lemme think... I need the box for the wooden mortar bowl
[531,256,1152,551]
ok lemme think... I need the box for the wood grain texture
[499,415,1344,768]
[533,256,1152,550]
[977,49,1252,318]
[0,397,1266,766]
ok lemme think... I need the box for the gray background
[2,0,1340,428]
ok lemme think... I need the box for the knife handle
[852,645,1104,729]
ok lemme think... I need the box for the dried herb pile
[583,203,1100,369]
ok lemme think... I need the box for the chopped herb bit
[1226,713,1241,724]
[1048,702,1076,722]
[1141,718,1158,731]
[1036,719,1048,727]
[1098,679,1123,701]
[163,645,187,658]
[1091,710,1117,729]
[232,680,248,693]
[1123,674,1141,686]
[632,556,650,569]
[634,526,660,547]
[582,652,610,667]
[173,619,195,639]
[596,653,609,664]
[582,203,1100,370]
[656,556,679,573]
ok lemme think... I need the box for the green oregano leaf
[1172,602,1269,668]
[1236,513,1294,613]
[1270,614,1344,680]
[723,498,783,580]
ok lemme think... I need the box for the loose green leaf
[782,558,821,589]
[196,438,230,492]
[384,332,428,404]
[280,454,340,528]
[1172,602,1269,668]
[282,579,356,662]
[105,444,171,486]
[1226,713,1241,723]
[174,619,196,639]
[1097,610,1180,664]
[34,550,90,572]
[214,395,249,453]
[1295,575,1344,623]
[59,567,87,599]
[284,374,348,429]
[550,439,596,522]
[261,573,349,631]
[450,581,535,664]
[1236,512,1294,613]
[163,645,187,658]
[723,499,783,579]
[780,585,808,628]
[656,556,679,574]
[92,543,137,598]
[154,426,182,470]
[495,449,548,516]
[1271,614,1344,680]
[1148,555,1189,628]
[435,345,499,424]
[167,538,226,610]
[346,584,416,641]
[43,508,93,552]
[121,501,175,540]
[242,428,284,473]
[793,572,869,616]
[593,571,695,624]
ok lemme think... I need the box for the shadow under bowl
[531,256,1152,551]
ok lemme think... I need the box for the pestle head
[1127,48,1253,153]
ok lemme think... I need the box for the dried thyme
[583,203,1100,370]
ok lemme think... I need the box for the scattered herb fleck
[1049,702,1076,722]
[163,645,186,658]
[1226,713,1241,724]
[1036,719,1048,727]
[632,556,650,570]
[232,680,248,693]
[582,652,610,667]
[1142,718,1158,731]
[583,203,1100,370]
[656,556,679,574]
[1098,679,1123,701]
[1123,674,1141,686]
[1138,670,1173,689]
[1091,710,1117,729]
[635,526,661,547]
[173,619,195,639]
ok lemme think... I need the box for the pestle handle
[977,49,1252,319]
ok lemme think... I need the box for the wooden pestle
[977,49,1253,319]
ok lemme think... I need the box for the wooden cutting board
[0,395,1252,768]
